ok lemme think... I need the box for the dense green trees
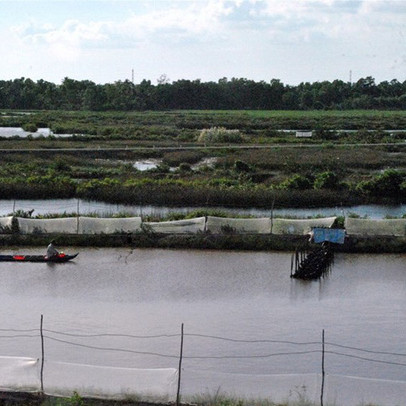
[0,76,405,111]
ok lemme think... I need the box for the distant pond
[0,127,73,138]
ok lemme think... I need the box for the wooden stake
[76,200,80,234]
[321,329,325,406]
[40,314,45,393]
[176,323,184,406]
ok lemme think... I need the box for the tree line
[0,76,405,111]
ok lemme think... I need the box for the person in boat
[46,240,59,259]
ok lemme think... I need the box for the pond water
[133,157,217,171]
[0,127,74,138]
[0,127,53,138]
[0,198,405,219]
[133,159,161,171]
[0,248,404,404]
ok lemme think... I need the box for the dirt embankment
[0,233,405,253]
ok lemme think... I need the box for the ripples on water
[0,248,404,384]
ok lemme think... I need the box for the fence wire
[0,326,404,369]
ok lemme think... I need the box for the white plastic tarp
[0,356,40,392]
[44,361,178,402]
[206,216,272,234]
[16,217,78,234]
[271,217,336,235]
[344,217,406,237]
[145,217,205,234]
[78,216,142,234]
[0,216,13,231]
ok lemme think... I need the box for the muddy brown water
[0,248,405,402]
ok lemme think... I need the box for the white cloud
[13,19,109,61]
[14,0,236,51]
[2,0,405,84]
[250,0,405,44]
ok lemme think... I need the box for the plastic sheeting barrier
[345,217,406,237]
[145,217,206,234]
[206,216,272,234]
[78,216,142,234]
[15,216,142,235]
[44,361,178,402]
[9,215,406,238]
[0,357,40,392]
[17,217,78,234]
[0,356,405,405]
[272,217,336,235]
[0,216,13,231]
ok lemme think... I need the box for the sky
[0,0,405,86]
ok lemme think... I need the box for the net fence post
[76,199,80,234]
[176,323,184,406]
[40,314,45,393]
[320,329,325,406]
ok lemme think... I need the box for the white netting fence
[146,217,206,234]
[0,357,177,402]
[44,362,178,401]
[17,217,78,234]
[15,217,142,235]
[182,370,321,403]
[182,371,406,405]
[3,215,406,236]
[0,357,40,392]
[324,374,406,406]
[206,216,272,234]
[0,323,405,406]
[271,217,337,235]
[345,217,406,236]
[77,216,142,234]
[0,216,13,232]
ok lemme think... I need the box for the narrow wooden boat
[0,253,78,263]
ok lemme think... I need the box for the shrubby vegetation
[1,109,405,143]
[0,147,404,207]
[198,127,244,143]
[0,109,405,209]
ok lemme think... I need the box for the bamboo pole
[40,314,45,393]
[176,323,184,406]
[76,199,80,234]
[290,253,294,276]
[321,329,325,406]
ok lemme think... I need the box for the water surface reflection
[0,248,404,399]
